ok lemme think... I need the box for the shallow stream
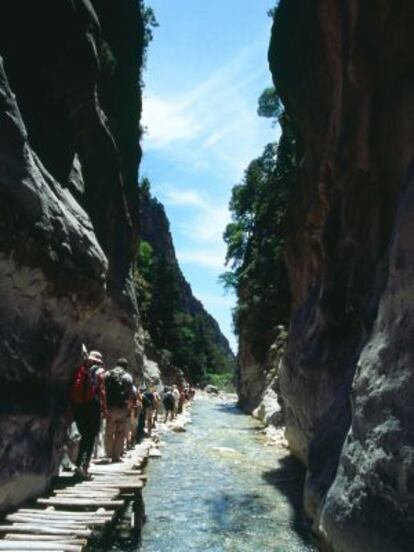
[110,396,317,551]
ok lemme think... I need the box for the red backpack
[70,364,100,405]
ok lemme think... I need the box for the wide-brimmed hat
[88,351,103,364]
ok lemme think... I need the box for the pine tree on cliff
[221,87,298,359]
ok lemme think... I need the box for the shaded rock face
[269,1,414,550]
[0,1,144,513]
[250,329,287,428]
[236,303,272,412]
[236,324,286,416]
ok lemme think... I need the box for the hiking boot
[73,467,94,481]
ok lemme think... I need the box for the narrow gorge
[0,0,232,516]
[0,2,413,552]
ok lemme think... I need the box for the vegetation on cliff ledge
[221,87,298,361]
[135,181,235,385]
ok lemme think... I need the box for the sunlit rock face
[270,1,414,550]
[0,0,145,513]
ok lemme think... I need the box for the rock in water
[205,385,220,395]
[171,423,186,433]
[269,1,414,550]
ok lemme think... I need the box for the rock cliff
[138,187,235,383]
[0,0,146,513]
[269,1,414,550]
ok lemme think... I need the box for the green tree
[136,179,235,384]
[257,87,282,120]
[222,88,299,360]
[140,2,159,54]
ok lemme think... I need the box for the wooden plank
[89,469,142,476]
[37,498,123,508]
[0,525,91,537]
[5,516,88,528]
[76,474,146,483]
[0,549,65,552]
[78,478,144,486]
[17,510,113,519]
[5,535,86,545]
[73,483,143,492]
[57,485,118,492]
[6,516,107,528]
[54,487,119,494]
[148,449,162,458]
[0,541,82,551]
[0,550,64,552]
[53,491,119,498]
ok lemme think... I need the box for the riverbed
[135,395,316,552]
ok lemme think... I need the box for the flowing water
[109,396,317,552]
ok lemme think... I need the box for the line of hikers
[67,350,195,481]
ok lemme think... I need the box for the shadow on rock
[262,455,315,547]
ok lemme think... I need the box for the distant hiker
[178,387,186,414]
[127,384,139,449]
[136,386,146,444]
[172,385,180,416]
[70,350,107,480]
[163,387,175,422]
[152,388,161,426]
[104,358,133,462]
[142,387,155,436]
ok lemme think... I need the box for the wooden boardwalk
[0,439,162,552]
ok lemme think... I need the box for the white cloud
[142,40,277,183]
[177,248,225,272]
[160,186,231,246]
[162,188,207,209]
[141,36,277,302]
[142,96,202,147]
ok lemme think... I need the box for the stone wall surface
[269,1,414,550]
[0,1,146,513]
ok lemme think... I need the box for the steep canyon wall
[269,1,414,550]
[0,0,146,513]
[139,190,235,383]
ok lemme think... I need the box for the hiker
[142,387,155,436]
[136,386,153,441]
[69,350,107,480]
[172,385,180,416]
[104,358,133,462]
[127,384,139,449]
[152,388,161,426]
[178,387,186,414]
[136,388,146,444]
[163,386,175,422]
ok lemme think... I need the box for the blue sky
[140,0,278,352]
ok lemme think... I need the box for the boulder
[252,386,283,427]
[205,385,219,395]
